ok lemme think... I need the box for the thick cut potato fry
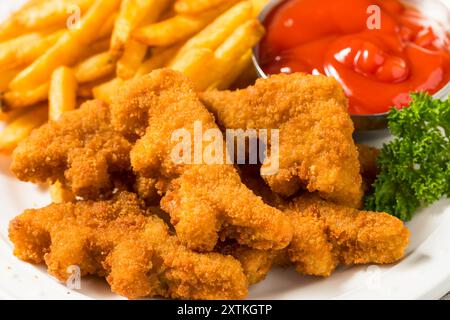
[74,52,116,83]
[0,30,63,71]
[174,0,227,14]
[133,15,207,47]
[173,19,263,91]
[133,3,234,47]
[0,107,30,123]
[92,78,124,104]
[113,0,171,79]
[97,13,118,40]
[170,48,217,90]
[78,38,111,62]
[0,0,93,42]
[49,66,77,203]
[116,39,148,80]
[110,0,172,57]
[1,83,49,110]
[251,0,270,16]
[136,45,181,77]
[173,1,252,60]
[9,0,121,92]
[201,20,263,89]
[208,49,252,90]
[0,103,47,153]
[49,67,78,120]
[214,20,264,62]
[0,69,21,92]
[77,75,114,99]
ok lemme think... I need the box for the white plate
[1,1,450,300]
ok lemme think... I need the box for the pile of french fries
[0,0,269,156]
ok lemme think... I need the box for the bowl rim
[251,0,450,122]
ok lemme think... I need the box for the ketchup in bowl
[259,0,450,115]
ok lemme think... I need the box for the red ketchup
[259,0,450,115]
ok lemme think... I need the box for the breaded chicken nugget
[285,193,410,276]
[114,69,292,252]
[11,100,132,199]
[235,170,409,278]
[201,73,363,208]
[9,192,248,300]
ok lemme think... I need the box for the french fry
[49,67,78,120]
[92,78,124,104]
[97,13,118,40]
[0,69,21,92]
[214,20,264,63]
[78,38,111,61]
[0,30,63,71]
[0,0,93,42]
[116,39,148,80]
[136,45,181,77]
[133,4,233,47]
[174,0,228,14]
[1,83,49,110]
[78,85,94,99]
[170,48,217,90]
[74,52,116,83]
[48,66,77,203]
[9,0,121,92]
[0,103,47,153]
[0,107,30,123]
[133,15,210,47]
[173,1,253,59]
[208,19,264,85]
[208,50,252,90]
[171,19,263,91]
[110,0,172,57]
[77,75,114,99]
[251,0,271,16]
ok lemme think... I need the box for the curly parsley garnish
[365,92,450,221]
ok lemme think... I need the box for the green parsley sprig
[365,92,450,221]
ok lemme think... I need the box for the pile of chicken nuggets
[8,69,409,299]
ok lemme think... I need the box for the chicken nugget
[9,192,248,300]
[201,73,363,208]
[116,69,292,252]
[11,100,132,199]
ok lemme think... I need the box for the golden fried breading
[216,241,276,285]
[114,69,292,252]
[235,169,409,278]
[134,175,160,205]
[110,68,195,141]
[9,192,248,300]
[11,100,132,199]
[285,193,410,276]
[201,73,363,208]
[218,194,410,279]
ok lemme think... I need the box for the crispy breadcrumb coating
[9,192,248,300]
[116,69,292,252]
[216,240,276,285]
[201,73,363,208]
[11,100,132,199]
[235,169,409,278]
[284,193,410,276]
